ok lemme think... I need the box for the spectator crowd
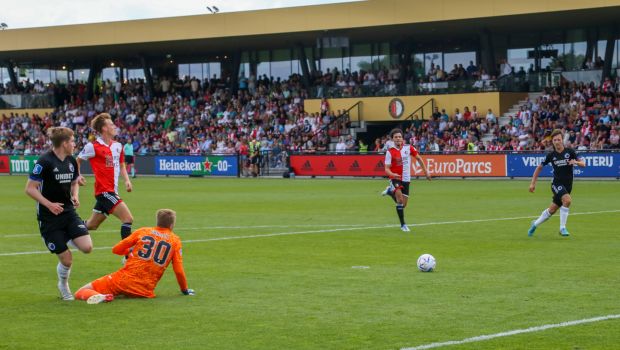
[1,71,619,164]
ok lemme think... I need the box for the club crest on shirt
[33,164,43,175]
[69,163,74,172]
[564,153,570,158]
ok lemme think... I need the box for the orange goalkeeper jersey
[111,226,188,298]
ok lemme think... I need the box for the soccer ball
[417,254,436,272]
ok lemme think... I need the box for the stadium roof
[1,0,620,67]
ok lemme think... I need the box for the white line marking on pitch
[401,314,620,350]
[1,209,618,257]
[0,223,369,238]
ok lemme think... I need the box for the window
[178,64,190,80]
[507,48,534,72]
[73,69,89,83]
[424,52,442,74]
[271,49,292,80]
[444,52,476,72]
[255,51,270,79]
[189,63,203,80]
[350,44,371,73]
[101,68,120,82]
[320,47,343,74]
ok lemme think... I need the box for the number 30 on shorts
[137,236,172,265]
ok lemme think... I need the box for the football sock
[559,206,569,229]
[131,167,135,177]
[75,288,99,301]
[121,223,132,239]
[396,204,405,226]
[534,208,552,227]
[57,262,71,281]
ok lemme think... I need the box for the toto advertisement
[155,155,238,176]
[290,154,507,177]
[507,153,620,177]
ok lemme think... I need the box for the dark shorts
[39,211,89,254]
[125,155,134,165]
[390,179,410,197]
[551,182,572,207]
[94,192,123,216]
[250,155,260,165]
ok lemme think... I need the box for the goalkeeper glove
[181,289,195,296]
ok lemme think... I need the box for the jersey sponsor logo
[388,98,405,119]
[55,173,74,183]
[33,164,43,175]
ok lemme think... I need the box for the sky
[1,0,362,29]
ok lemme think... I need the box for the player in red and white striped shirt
[383,128,431,232]
[77,113,134,241]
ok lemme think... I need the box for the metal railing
[306,72,572,99]
[319,100,362,139]
[397,98,434,132]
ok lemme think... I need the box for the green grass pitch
[0,176,618,349]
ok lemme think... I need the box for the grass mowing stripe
[1,209,618,257]
[401,314,620,350]
[4,209,619,239]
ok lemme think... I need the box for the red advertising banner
[290,154,507,177]
[0,155,9,173]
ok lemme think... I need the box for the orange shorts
[91,271,154,298]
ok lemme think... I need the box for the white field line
[1,224,363,238]
[0,224,370,238]
[401,314,620,350]
[1,209,619,257]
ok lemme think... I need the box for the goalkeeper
[75,209,195,304]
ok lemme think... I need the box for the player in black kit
[528,129,586,237]
[25,127,93,301]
